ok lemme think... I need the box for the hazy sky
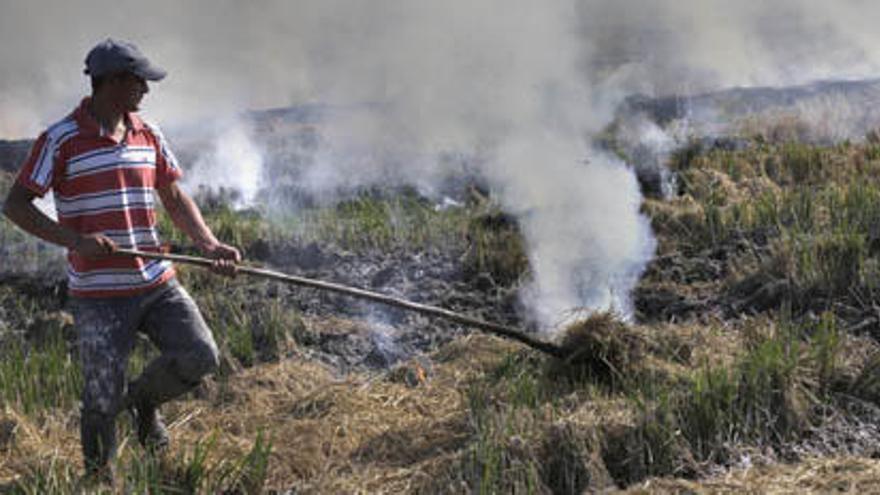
[2,1,879,138]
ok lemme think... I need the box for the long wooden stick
[116,248,565,357]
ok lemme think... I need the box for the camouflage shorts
[69,279,219,416]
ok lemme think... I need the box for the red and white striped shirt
[15,97,181,297]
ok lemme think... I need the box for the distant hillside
[6,79,880,177]
[620,78,880,129]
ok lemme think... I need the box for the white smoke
[281,1,657,327]
[491,135,655,324]
[5,0,880,328]
[183,119,264,207]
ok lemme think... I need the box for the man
[2,39,240,483]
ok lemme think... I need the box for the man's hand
[71,233,117,258]
[157,183,241,278]
[201,242,241,277]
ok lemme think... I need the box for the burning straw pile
[551,311,648,386]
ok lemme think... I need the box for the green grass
[180,272,304,369]
[672,142,880,241]
[453,310,850,490]
[6,430,272,494]
[0,222,66,278]
[276,193,474,253]
[456,349,616,493]
[156,189,531,289]
[0,276,303,418]
[0,332,81,415]
[460,379,544,494]
[666,313,840,463]
[0,172,66,275]
[652,140,880,319]
[122,430,271,494]
[459,354,557,492]
[156,190,473,256]
[155,201,270,256]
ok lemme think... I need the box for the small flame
[414,363,427,385]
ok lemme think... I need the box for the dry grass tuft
[846,344,880,404]
[642,197,707,254]
[0,407,79,484]
[624,456,880,494]
[172,333,515,492]
[0,328,527,491]
[552,312,646,386]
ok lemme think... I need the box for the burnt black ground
[245,240,527,371]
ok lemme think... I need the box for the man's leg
[72,298,135,481]
[127,281,219,447]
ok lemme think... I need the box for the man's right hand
[71,233,117,258]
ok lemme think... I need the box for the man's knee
[180,340,220,380]
[197,340,221,376]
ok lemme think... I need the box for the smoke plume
[4,0,880,328]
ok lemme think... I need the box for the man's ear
[102,73,125,89]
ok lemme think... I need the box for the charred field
[6,112,880,493]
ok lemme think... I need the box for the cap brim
[132,63,167,81]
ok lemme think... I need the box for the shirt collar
[73,97,145,137]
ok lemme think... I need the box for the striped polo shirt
[15,97,181,297]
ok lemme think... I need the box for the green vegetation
[454,310,859,492]
[190,279,304,369]
[0,331,80,415]
[155,200,271,257]
[6,430,271,494]
[671,313,840,460]
[645,140,880,319]
[288,194,471,252]
[155,191,475,256]
[446,135,880,491]
[0,173,66,276]
[158,189,528,282]
[6,132,880,491]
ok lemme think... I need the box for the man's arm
[2,182,115,258]
[155,182,240,276]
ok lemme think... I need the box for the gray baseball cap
[84,38,167,81]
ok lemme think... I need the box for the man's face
[106,72,149,112]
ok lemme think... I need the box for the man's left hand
[202,243,241,277]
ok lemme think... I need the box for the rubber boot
[127,351,216,451]
[129,397,170,452]
[80,410,117,486]
[126,370,178,453]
